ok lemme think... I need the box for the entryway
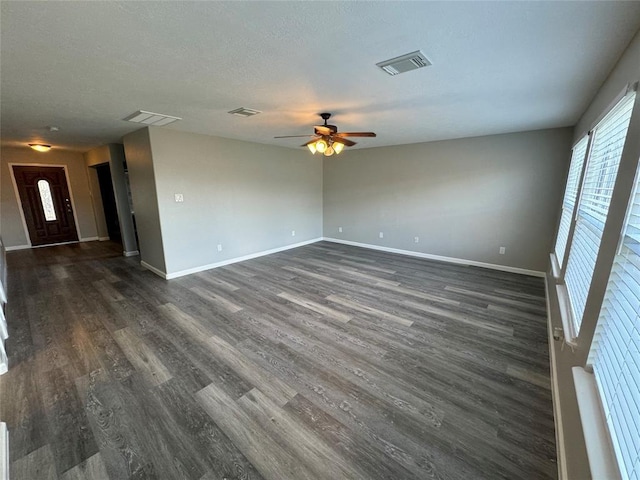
[95,163,122,244]
[11,165,79,246]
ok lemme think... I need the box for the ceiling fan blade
[274,135,317,138]
[332,137,356,147]
[336,132,376,137]
[314,126,332,135]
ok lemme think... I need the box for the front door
[12,166,79,246]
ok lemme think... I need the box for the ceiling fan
[275,113,376,156]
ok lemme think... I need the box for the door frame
[9,163,82,248]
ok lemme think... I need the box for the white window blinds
[555,136,589,266]
[588,158,640,480]
[564,92,636,331]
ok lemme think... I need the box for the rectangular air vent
[228,107,262,117]
[123,110,182,126]
[376,50,432,76]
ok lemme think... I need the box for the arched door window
[37,179,57,221]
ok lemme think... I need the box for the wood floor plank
[155,378,264,479]
[203,334,297,406]
[196,383,318,480]
[284,393,422,480]
[75,369,155,479]
[277,291,352,323]
[112,327,172,387]
[59,453,109,480]
[92,279,124,302]
[0,359,48,462]
[37,364,98,475]
[115,374,207,479]
[189,286,243,313]
[10,444,57,480]
[237,388,369,480]
[157,303,218,343]
[404,298,514,335]
[326,294,414,327]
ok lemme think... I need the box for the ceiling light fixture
[307,137,345,157]
[29,144,52,152]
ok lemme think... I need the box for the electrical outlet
[379,232,384,239]
[291,230,296,237]
[338,227,343,233]
[174,193,184,203]
[217,244,222,252]
[499,246,506,255]
[414,236,419,243]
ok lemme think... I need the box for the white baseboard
[5,244,30,251]
[140,260,167,279]
[322,237,545,277]
[123,250,139,257]
[99,236,110,241]
[162,238,323,280]
[546,277,568,480]
[6,237,104,251]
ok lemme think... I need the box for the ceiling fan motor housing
[315,125,338,135]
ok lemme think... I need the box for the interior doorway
[95,164,122,243]
[12,165,79,246]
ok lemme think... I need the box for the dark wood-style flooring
[1,240,556,479]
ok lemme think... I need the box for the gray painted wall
[0,146,99,247]
[146,126,323,275]
[122,129,167,273]
[548,29,640,480]
[323,128,573,272]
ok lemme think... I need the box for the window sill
[550,253,562,281]
[0,423,7,480]
[572,367,621,480]
[556,283,578,347]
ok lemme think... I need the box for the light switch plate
[174,193,184,203]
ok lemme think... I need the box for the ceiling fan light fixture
[29,143,52,152]
[324,145,335,157]
[315,139,327,153]
[333,142,344,154]
[307,142,317,154]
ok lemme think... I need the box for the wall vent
[123,110,182,126]
[228,107,262,117]
[376,50,432,76]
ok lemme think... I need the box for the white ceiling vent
[376,50,432,76]
[228,107,262,117]
[123,110,182,126]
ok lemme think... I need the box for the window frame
[562,91,637,335]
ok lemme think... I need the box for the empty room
[1,2,640,479]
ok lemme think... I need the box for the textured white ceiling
[2,1,640,152]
